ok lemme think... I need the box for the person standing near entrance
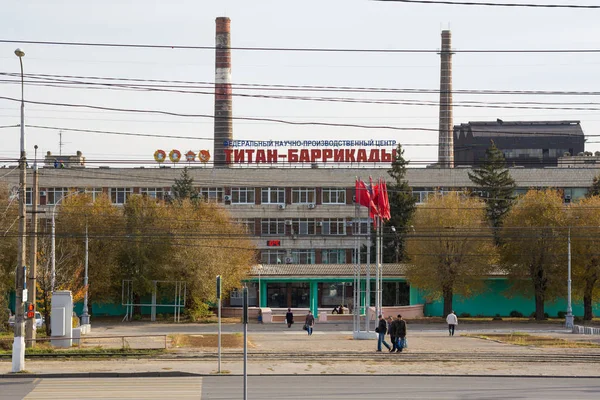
[376,315,391,352]
[446,310,458,336]
[285,308,294,328]
[304,311,315,335]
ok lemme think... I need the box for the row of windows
[24,187,347,205]
[260,249,348,264]
[234,218,370,236]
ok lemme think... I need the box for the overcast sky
[2,0,600,168]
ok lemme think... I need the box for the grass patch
[170,333,251,349]
[464,333,600,348]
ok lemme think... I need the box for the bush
[509,310,524,318]
[557,311,566,319]
[186,302,213,321]
[459,312,471,318]
[574,316,583,323]
[156,314,163,320]
[475,314,485,318]
[492,314,502,321]
[132,314,142,321]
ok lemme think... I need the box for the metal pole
[12,48,27,373]
[366,222,371,332]
[242,286,248,400]
[51,207,56,293]
[26,145,38,348]
[217,275,222,374]
[566,227,574,329]
[81,222,90,325]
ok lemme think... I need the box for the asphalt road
[3,376,600,399]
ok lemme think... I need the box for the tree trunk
[534,291,545,320]
[442,286,453,317]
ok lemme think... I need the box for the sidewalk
[3,330,600,377]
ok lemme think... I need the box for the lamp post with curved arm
[12,47,27,373]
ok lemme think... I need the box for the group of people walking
[376,314,407,353]
[285,308,315,335]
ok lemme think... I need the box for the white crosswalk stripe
[25,377,203,399]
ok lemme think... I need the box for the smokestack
[438,30,454,168]
[214,17,233,168]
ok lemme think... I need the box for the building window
[261,187,285,204]
[110,188,132,204]
[199,187,223,202]
[292,187,315,204]
[292,218,315,235]
[291,249,315,264]
[322,218,346,235]
[47,187,69,205]
[140,187,165,200]
[231,187,255,204]
[352,218,369,236]
[322,187,346,204]
[76,187,104,202]
[25,188,32,206]
[261,218,285,236]
[322,249,346,264]
[261,250,286,264]
[235,218,256,235]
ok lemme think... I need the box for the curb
[2,372,600,379]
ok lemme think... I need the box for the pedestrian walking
[389,315,400,352]
[376,315,391,352]
[285,308,294,328]
[397,314,407,352]
[446,310,458,336]
[304,310,315,336]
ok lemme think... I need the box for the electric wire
[375,0,600,9]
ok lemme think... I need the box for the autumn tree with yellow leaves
[500,190,567,320]
[569,196,600,320]
[405,192,497,316]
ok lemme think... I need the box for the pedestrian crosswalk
[24,377,203,399]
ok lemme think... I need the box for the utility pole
[26,145,39,348]
[12,47,27,373]
[81,221,90,326]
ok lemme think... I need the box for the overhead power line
[375,0,600,8]
[2,39,600,53]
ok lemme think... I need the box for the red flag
[369,176,381,227]
[355,179,372,209]
[380,178,391,220]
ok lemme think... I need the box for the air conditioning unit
[278,204,286,210]
[39,191,47,197]
[285,257,293,264]
[565,195,572,203]
[285,220,293,226]
[307,203,316,209]
[224,195,232,202]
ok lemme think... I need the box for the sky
[2,0,600,168]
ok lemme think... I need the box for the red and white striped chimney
[438,30,454,168]
[214,17,233,168]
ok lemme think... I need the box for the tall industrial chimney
[214,17,233,168]
[438,30,454,168]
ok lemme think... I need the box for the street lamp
[566,226,574,329]
[12,47,27,373]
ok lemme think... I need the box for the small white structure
[51,291,73,348]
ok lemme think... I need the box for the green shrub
[132,314,142,321]
[459,312,471,318]
[557,311,566,319]
[156,314,164,320]
[186,302,213,321]
[475,314,485,318]
[509,310,524,318]
[492,314,502,321]
[574,316,583,323]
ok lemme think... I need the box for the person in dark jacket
[376,315,391,352]
[387,316,396,352]
[285,308,294,328]
[396,314,407,352]
[389,316,401,352]
[304,311,315,335]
